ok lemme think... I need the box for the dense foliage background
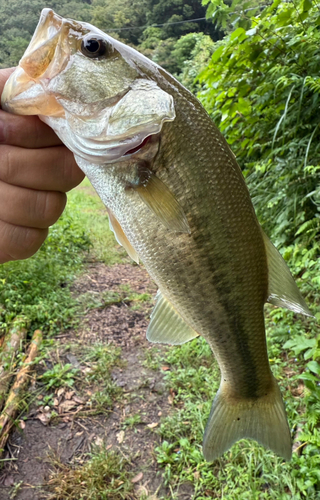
[200,0,320,249]
[0,0,217,81]
[1,0,320,497]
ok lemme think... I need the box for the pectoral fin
[147,291,199,345]
[262,231,312,316]
[107,209,139,264]
[135,173,190,234]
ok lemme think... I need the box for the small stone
[116,430,125,444]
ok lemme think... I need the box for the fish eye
[81,37,108,58]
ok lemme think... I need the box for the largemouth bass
[1,9,312,461]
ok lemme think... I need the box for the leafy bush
[200,0,320,248]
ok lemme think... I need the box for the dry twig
[0,318,28,411]
[0,329,42,455]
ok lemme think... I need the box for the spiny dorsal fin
[135,172,190,234]
[147,290,199,345]
[107,209,139,264]
[262,231,312,317]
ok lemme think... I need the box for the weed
[142,347,163,371]
[82,343,123,410]
[0,199,90,336]
[155,331,320,499]
[40,363,79,390]
[45,446,135,500]
[36,394,54,407]
[9,481,23,499]
[0,178,129,337]
[122,412,142,429]
[77,287,152,313]
[90,390,113,411]
[82,343,123,382]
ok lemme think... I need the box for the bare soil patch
[74,263,157,348]
[0,263,173,500]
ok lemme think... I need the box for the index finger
[0,68,62,148]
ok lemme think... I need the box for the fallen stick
[0,317,28,411]
[0,329,42,455]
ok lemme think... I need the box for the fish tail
[202,377,292,461]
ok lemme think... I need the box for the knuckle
[20,227,48,257]
[0,249,12,264]
[0,221,48,261]
[35,191,66,227]
[60,148,83,191]
[0,146,15,184]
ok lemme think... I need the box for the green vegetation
[40,362,79,390]
[0,179,122,337]
[77,287,152,314]
[1,0,320,498]
[0,205,90,336]
[142,0,320,497]
[68,184,128,265]
[46,446,135,500]
[0,0,216,87]
[154,313,320,498]
[122,412,142,429]
[197,8,320,479]
[83,343,123,409]
[199,0,320,250]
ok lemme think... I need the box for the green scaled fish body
[1,9,312,461]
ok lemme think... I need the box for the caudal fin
[203,378,292,461]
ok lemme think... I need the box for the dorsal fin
[107,209,139,264]
[262,231,312,316]
[147,290,199,345]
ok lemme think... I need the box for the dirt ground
[0,262,184,500]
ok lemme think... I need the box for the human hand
[0,68,84,264]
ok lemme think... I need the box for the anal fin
[107,209,139,264]
[262,231,313,317]
[147,291,199,345]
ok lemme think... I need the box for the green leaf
[307,361,320,376]
[211,45,224,63]
[237,97,251,115]
[303,0,313,12]
[283,337,316,355]
[246,27,257,36]
[230,27,246,41]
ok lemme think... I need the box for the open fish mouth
[1,66,64,116]
[1,9,81,116]
[1,8,100,117]
[19,9,67,79]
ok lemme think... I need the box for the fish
[1,8,313,461]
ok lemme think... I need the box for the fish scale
[1,8,312,461]
[83,103,271,395]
